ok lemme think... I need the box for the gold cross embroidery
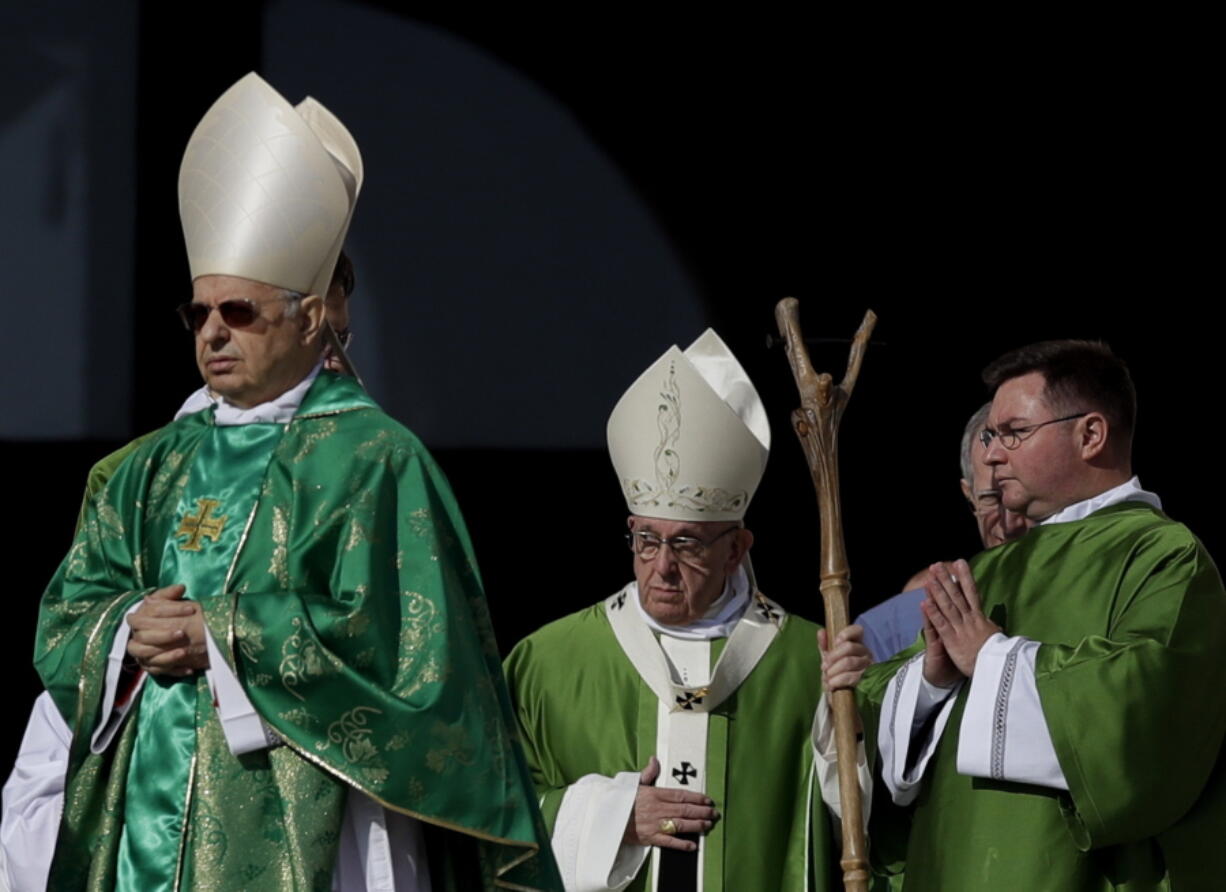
[176,498,228,552]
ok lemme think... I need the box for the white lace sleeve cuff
[957,634,1068,790]
[878,652,962,805]
[552,772,648,892]
[812,692,871,827]
[204,627,280,755]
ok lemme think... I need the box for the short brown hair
[982,340,1136,444]
[330,250,355,298]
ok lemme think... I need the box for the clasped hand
[919,559,1000,687]
[125,584,209,677]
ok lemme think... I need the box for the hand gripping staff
[774,298,876,892]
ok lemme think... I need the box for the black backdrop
[2,5,1217,771]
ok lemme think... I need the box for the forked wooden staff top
[774,298,876,892]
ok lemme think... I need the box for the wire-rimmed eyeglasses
[978,412,1088,450]
[625,527,739,563]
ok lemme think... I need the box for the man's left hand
[819,624,873,691]
[919,559,1000,678]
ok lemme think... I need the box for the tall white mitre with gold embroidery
[608,329,770,522]
[178,72,363,298]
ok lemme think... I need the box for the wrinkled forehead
[628,514,737,538]
[191,273,285,303]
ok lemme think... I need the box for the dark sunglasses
[176,295,296,333]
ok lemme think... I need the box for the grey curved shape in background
[264,1,705,448]
[0,1,136,439]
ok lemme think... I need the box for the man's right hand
[622,756,718,852]
[919,563,966,688]
[126,584,209,677]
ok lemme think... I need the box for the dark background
[1,4,1216,770]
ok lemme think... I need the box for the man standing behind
[861,340,1226,890]
[856,402,1031,661]
[504,330,871,891]
[34,73,558,891]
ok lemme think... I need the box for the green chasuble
[35,371,562,891]
[504,591,840,891]
[858,502,1226,891]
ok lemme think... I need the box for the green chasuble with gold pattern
[35,371,562,891]
[504,596,840,891]
[858,502,1226,891]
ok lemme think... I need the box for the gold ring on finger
[659,818,678,835]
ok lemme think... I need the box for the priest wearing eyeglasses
[25,73,560,892]
[858,340,1226,891]
[503,331,873,891]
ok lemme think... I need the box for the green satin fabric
[504,602,839,891]
[117,423,285,891]
[858,503,1226,891]
[37,372,562,891]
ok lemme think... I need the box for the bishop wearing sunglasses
[15,72,561,892]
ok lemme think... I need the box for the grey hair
[959,402,992,482]
[281,289,306,318]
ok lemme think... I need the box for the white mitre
[178,72,363,298]
[608,329,771,522]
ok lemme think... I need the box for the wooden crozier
[774,298,876,892]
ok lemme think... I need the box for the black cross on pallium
[675,690,705,710]
[672,761,698,785]
[611,591,626,610]
[755,598,781,623]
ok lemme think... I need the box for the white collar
[173,360,323,426]
[1040,476,1162,525]
[631,564,751,641]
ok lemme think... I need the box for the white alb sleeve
[204,627,280,756]
[1,692,72,892]
[878,652,962,805]
[812,692,871,831]
[551,772,648,892]
[332,789,431,892]
[956,633,1068,790]
[90,605,145,753]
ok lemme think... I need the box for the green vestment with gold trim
[858,502,1226,891]
[504,598,840,891]
[35,371,562,891]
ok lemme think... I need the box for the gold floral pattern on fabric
[235,604,266,664]
[148,450,186,509]
[268,505,289,587]
[344,604,370,638]
[96,495,126,542]
[185,695,345,890]
[321,705,389,784]
[345,517,372,552]
[64,540,89,579]
[279,616,327,701]
[426,719,477,773]
[408,507,431,538]
[290,419,337,462]
[624,361,749,514]
[353,429,393,459]
[277,706,319,728]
